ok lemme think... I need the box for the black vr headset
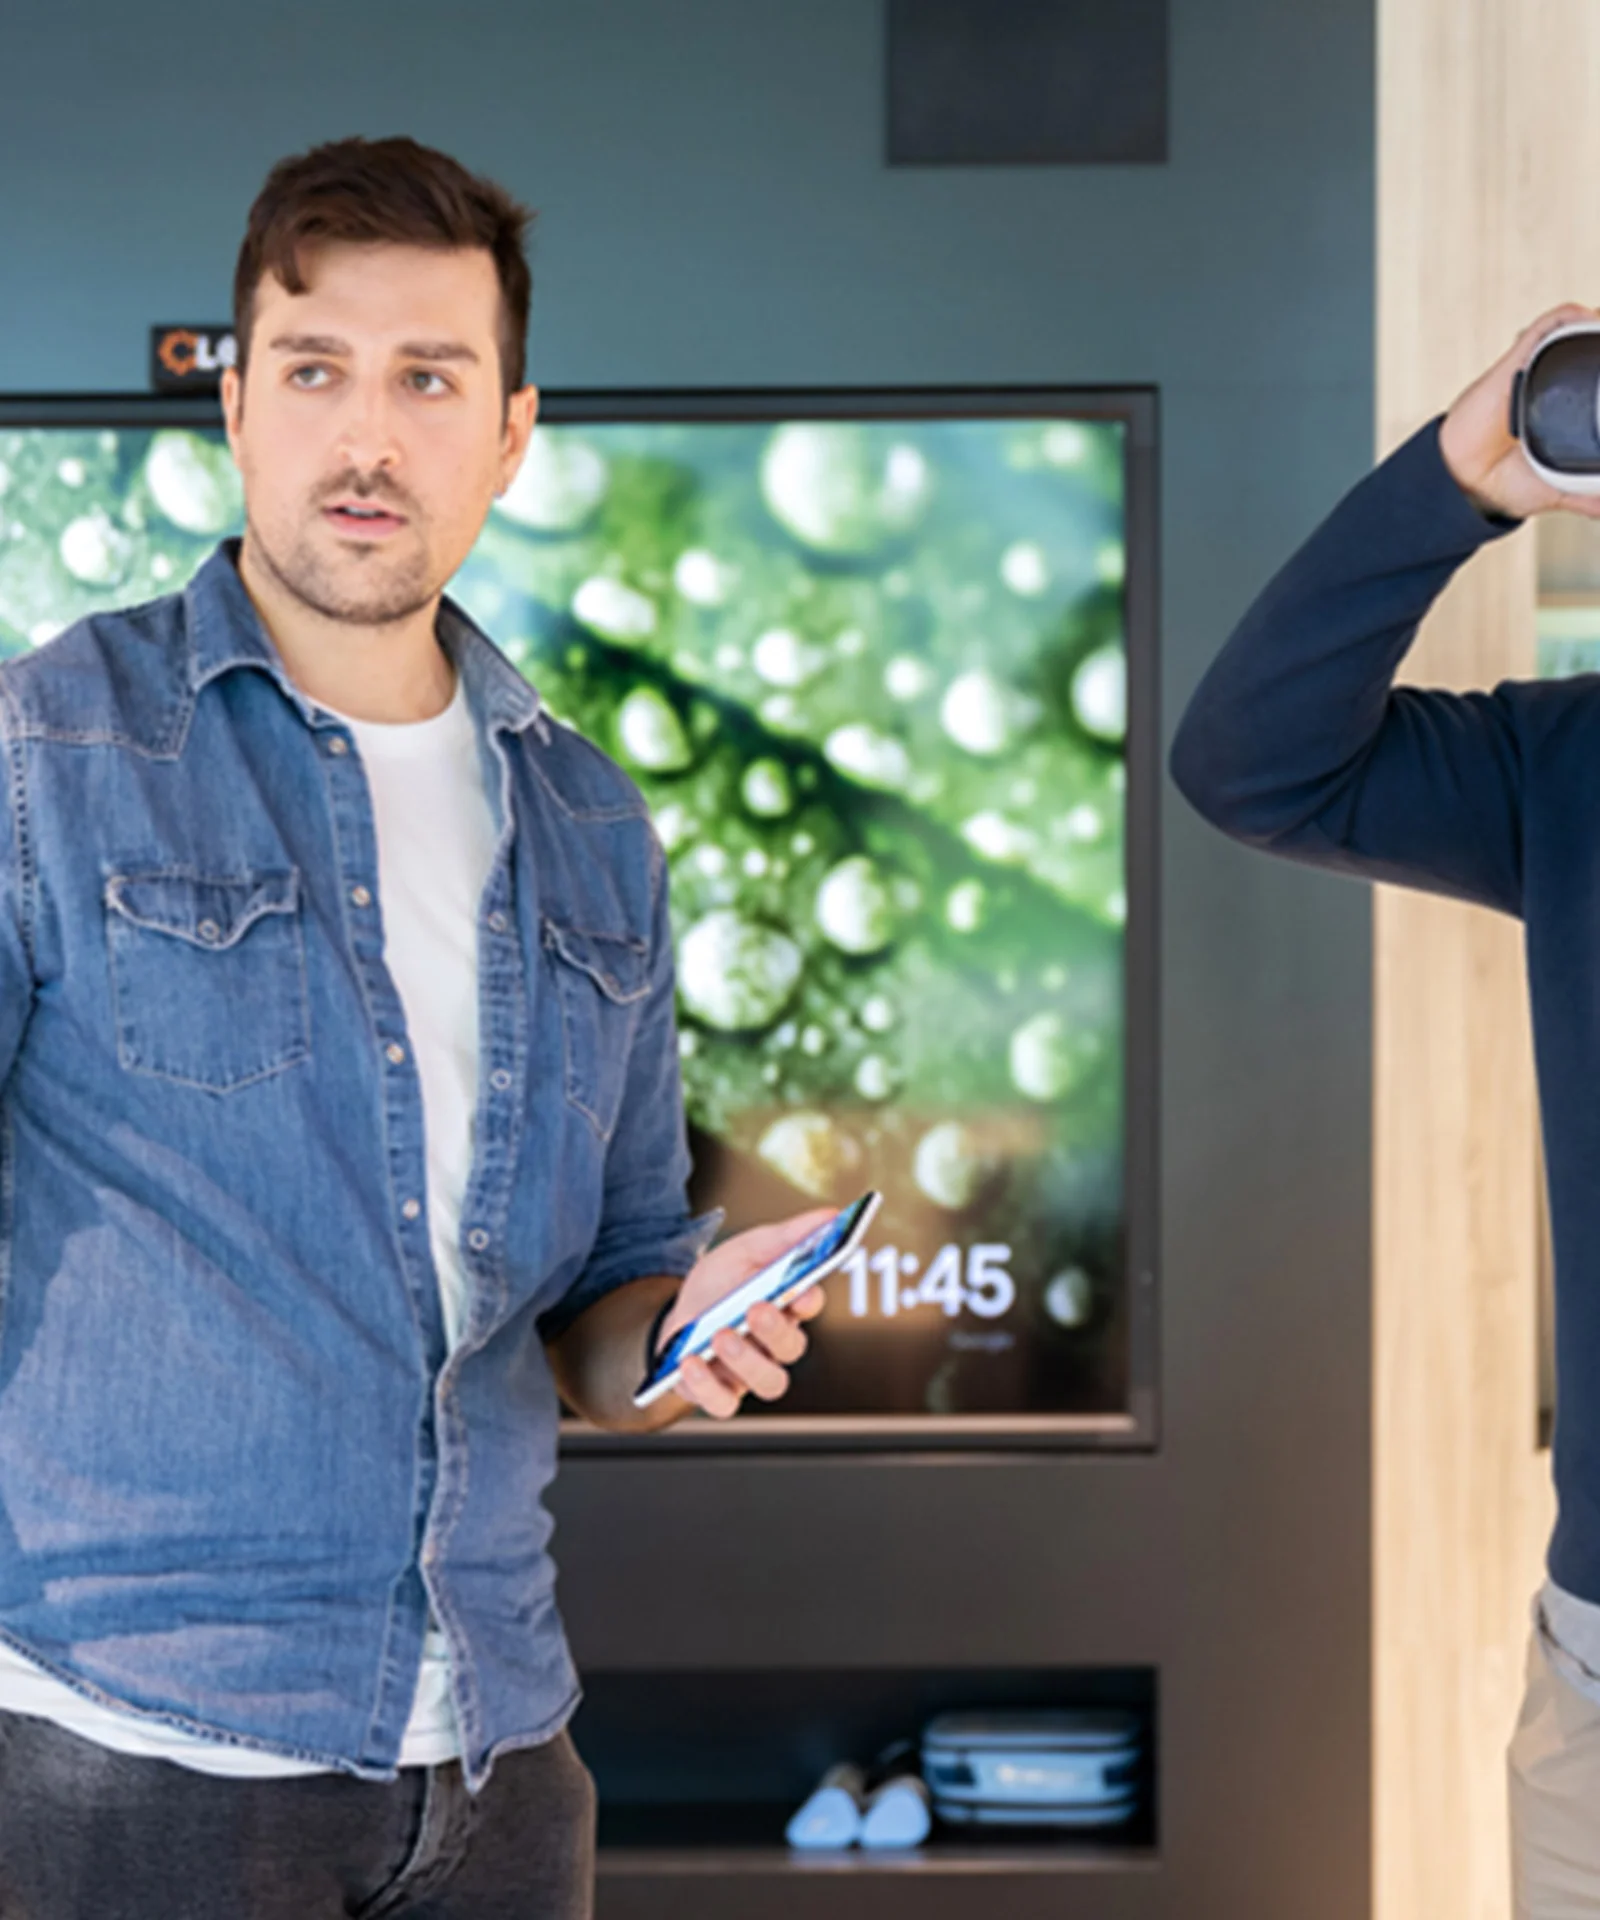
[1512,324,1600,492]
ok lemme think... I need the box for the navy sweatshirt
[1167,415,1600,1601]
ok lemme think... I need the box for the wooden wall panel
[1375,3,1600,1915]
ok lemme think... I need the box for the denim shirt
[0,540,716,1791]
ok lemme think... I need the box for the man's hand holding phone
[1440,303,1600,522]
[650,1207,837,1420]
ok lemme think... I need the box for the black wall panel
[888,0,1168,165]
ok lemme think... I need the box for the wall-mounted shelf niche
[577,1662,1157,1889]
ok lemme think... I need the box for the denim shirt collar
[182,539,550,744]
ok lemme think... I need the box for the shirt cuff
[536,1205,724,1343]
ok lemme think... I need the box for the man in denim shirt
[0,136,828,1919]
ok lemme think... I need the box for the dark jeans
[0,1710,595,1919]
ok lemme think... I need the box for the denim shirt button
[401,1198,421,1221]
[490,1069,511,1092]
[350,885,372,908]
[487,911,508,934]
[385,1042,406,1065]
[197,919,221,944]
[468,1228,490,1253]
[327,737,349,757]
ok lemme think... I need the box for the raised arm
[1169,306,1600,919]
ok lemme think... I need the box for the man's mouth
[323,502,407,539]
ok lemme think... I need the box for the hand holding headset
[1511,322,1600,493]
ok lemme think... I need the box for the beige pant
[1509,1625,1600,1916]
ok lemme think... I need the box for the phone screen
[642,1193,877,1393]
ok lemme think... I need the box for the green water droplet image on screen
[0,405,1135,1421]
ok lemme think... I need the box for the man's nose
[333,380,404,475]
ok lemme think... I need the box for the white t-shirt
[0,670,500,1775]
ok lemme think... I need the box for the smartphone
[632,1190,882,1409]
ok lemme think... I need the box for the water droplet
[677,910,802,1032]
[859,995,896,1033]
[756,1109,863,1197]
[912,1121,991,1210]
[945,880,986,933]
[999,540,1049,596]
[497,433,608,531]
[815,856,897,955]
[940,671,1011,757]
[884,654,931,701]
[674,547,736,606]
[572,575,657,645]
[616,686,692,771]
[1071,644,1125,743]
[753,626,824,688]
[1044,1268,1094,1327]
[823,724,911,791]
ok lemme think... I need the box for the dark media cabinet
[554,1453,1166,1919]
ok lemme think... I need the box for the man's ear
[497,384,540,495]
[219,365,243,457]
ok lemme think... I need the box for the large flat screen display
[0,391,1157,1448]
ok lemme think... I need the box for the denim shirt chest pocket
[542,918,651,1143]
[103,867,310,1093]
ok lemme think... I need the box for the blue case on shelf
[920,1710,1143,1828]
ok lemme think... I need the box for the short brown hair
[233,135,535,401]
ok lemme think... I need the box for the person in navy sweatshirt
[1170,303,1600,1918]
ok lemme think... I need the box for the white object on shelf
[860,1771,932,1848]
[785,1761,866,1849]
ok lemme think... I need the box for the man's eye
[407,370,450,396]
[288,365,331,389]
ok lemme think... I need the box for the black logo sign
[149,325,237,394]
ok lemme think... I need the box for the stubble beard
[246,508,438,629]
